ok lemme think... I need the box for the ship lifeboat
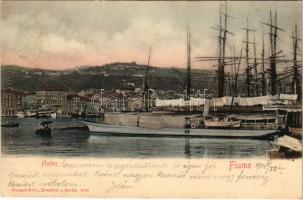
[204,116,241,129]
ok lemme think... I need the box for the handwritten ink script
[1,157,301,198]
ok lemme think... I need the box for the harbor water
[1,117,274,158]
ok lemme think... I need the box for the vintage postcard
[0,0,302,198]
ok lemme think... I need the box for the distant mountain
[1,63,214,93]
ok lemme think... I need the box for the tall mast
[229,44,236,96]
[185,25,191,100]
[143,46,152,92]
[253,32,258,96]
[143,47,152,111]
[269,10,276,95]
[233,45,238,97]
[261,9,287,96]
[246,18,250,97]
[274,11,277,59]
[217,4,223,97]
[217,3,233,97]
[262,9,285,95]
[221,3,228,97]
[241,17,255,97]
[292,24,301,101]
[272,10,278,95]
[261,25,266,96]
[270,10,276,55]
[269,10,278,95]
[229,46,243,115]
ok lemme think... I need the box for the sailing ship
[80,19,286,139]
[79,119,279,139]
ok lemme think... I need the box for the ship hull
[79,120,279,139]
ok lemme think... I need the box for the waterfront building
[36,85,68,114]
[67,94,86,115]
[22,92,39,110]
[1,88,23,116]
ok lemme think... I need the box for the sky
[0,1,301,70]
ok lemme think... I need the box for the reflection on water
[1,117,273,158]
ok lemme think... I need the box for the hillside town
[1,86,153,117]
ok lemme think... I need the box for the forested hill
[1,63,213,92]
